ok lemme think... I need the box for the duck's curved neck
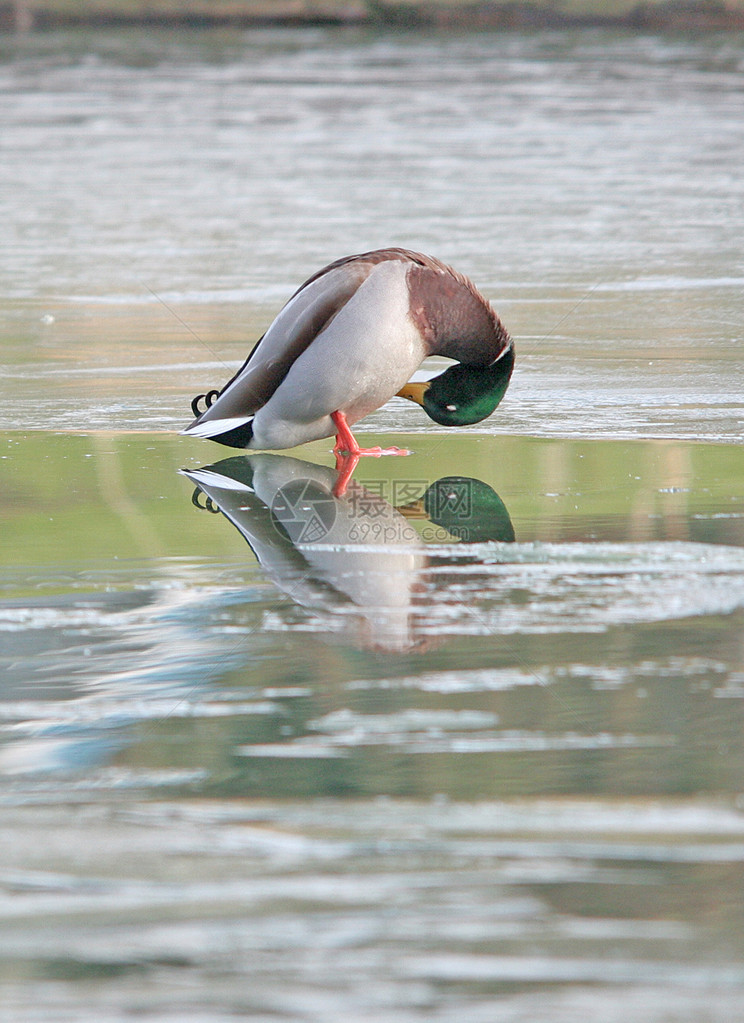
[407,262,510,364]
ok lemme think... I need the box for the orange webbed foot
[331,411,411,459]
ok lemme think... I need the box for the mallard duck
[182,248,514,453]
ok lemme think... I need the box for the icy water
[2,25,744,1023]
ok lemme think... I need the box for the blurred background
[2,6,744,1021]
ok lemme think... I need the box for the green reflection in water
[2,430,744,564]
[1,430,744,801]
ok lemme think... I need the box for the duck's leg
[331,411,410,458]
[333,450,361,497]
[331,410,371,456]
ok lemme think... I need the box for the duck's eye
[446,404,457,411]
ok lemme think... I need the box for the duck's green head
[398,345,514,427]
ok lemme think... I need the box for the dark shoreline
[1,0,743,33]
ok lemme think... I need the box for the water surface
[2,25,744,1023]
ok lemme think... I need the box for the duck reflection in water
[184,454,514,653]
